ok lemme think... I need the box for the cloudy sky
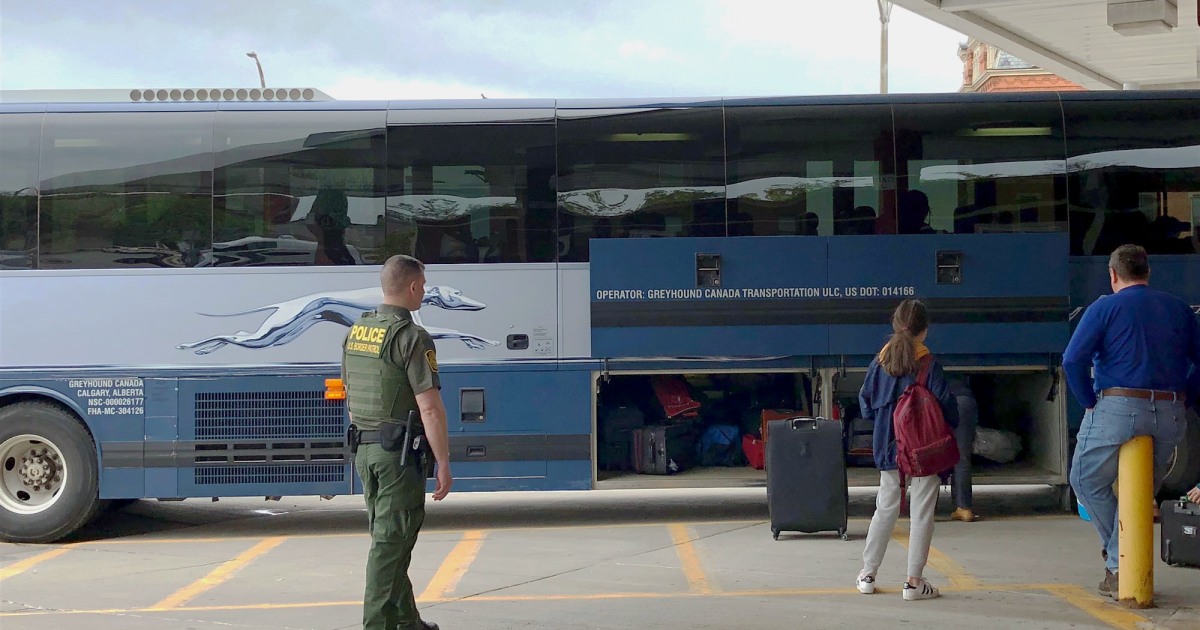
[1,0,968,100]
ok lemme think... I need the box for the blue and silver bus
[2,90,1197,542]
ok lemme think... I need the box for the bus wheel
[1160,409,1200,499]
[0,402,102,543]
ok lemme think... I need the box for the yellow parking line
[889,530,981,589]
[0,582,1163,617]
[1042,585,1150,630]
[148,537,286,610]
[417,530,486,601]
[0,547,72,581]
[668,524,716,594]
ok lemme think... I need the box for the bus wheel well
[0,394,96,442]
[0,399,104,543]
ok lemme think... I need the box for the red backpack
[893,356,959,478]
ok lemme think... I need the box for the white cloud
[0,0,969,98]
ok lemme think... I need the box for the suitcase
[760,408,801,445]
[1160,498,1200,568]
[766,417,849,540]
[598,406,644,471]
[632,424,695,475]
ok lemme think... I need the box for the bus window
[0,113,41,269]
[892,96,1067,236]
[556,105,724,262]
[213,109,386,267]
[38,111,214,269]
[1063,96,1200,256]
[385,121,556,264]
[725,101,894,236]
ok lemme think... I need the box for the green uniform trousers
[356,443,426,630]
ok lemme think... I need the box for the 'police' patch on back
[345,324,386,357]
[425,349,438,372]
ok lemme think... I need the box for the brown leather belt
[1100,387,1186,403]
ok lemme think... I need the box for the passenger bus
[1,90,1198,543]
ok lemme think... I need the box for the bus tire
[0,401,103,543]
[1160,409,1200,499]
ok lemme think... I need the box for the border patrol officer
[343,254,452,630]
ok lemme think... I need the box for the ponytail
[879,329,918,377]
[878,299,928,377]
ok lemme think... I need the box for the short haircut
[381,255,425,295]
[1108,244,1149,281]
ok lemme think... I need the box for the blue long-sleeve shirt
[1062,285,1200,409]
[859,356,959,471]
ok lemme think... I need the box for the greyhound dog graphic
[177,286,500,355]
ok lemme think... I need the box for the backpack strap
[916,355,934,387]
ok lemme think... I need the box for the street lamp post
[246,51,266,89]
[878,0,893,94]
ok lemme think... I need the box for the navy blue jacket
[859,356,959,472]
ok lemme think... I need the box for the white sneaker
[856,572,876,594]
[902,578,940,601]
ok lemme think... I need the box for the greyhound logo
[177,286,500,355]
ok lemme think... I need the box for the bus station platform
[0,486,1196,630]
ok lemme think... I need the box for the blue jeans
[1069,395,1185,572]
[952,394,978,510]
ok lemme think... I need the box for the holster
[346,425,360,455]
[379,421,408,454]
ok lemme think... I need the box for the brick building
[958,38,1085,93]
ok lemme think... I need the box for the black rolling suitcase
[766,417,849,540]
[632,424,694,475]
[1160,497,1200,568]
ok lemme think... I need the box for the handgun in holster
[396,410,416,466]
[346,424,360,455]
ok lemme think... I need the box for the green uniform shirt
[341,304,440,431]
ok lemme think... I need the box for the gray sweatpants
[862,471,939,579]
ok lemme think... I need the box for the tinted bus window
[0,113,41,269]
[557,106,724,262]
[213,109,386,267]
[892,97,1067,236]
[39,112,214,269]
[1063,97,1200,256]
[386,121,556,264]
[726,102,894,236]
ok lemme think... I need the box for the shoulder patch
[425,349,438,373]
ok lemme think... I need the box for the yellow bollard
[1117,435,1154,608]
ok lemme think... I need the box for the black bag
[766,417,849,540]
[632,424,694,475]
[598,405,644,471]
[1160,497,1200,568]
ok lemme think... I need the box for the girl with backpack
[855,299,959,601]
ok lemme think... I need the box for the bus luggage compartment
[829,367,1068,490]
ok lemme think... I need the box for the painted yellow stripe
[0,580,1152,614]
[889,530,980,589]
[0,547,71,581]
[1044,585,1151,630]
[668,524,716,594]
[417,529,486,601]
[148,537,286,610]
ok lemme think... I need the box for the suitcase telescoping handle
[789,417,820,430]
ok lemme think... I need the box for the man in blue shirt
[1064,244,1200,598]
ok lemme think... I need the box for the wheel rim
[0,434,68,514]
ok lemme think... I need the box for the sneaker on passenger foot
[1098,569,1118,598]
[902,578,940,601]
[950,507,976,522]
[856,572,876,594]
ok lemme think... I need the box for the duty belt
[355,429,382,444]
[1100,387,1186,403]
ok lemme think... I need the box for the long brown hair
[878,299,929,377]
